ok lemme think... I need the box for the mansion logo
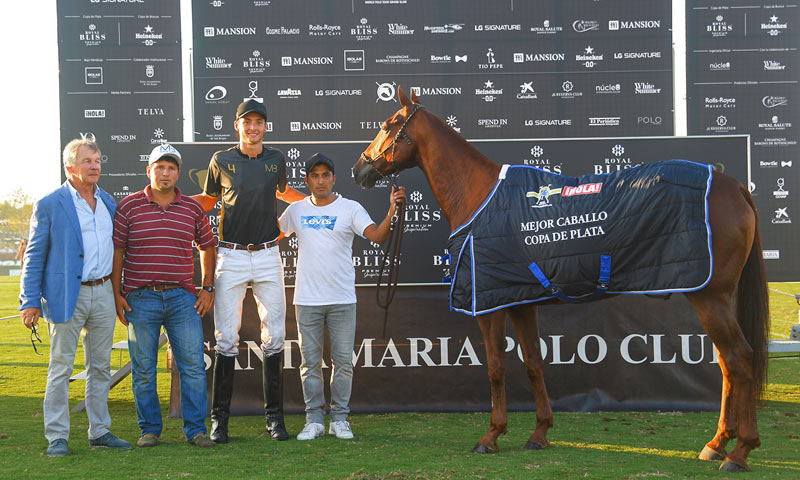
[762,95,788,108]
[634,82,661,94]
[552,80,582,99]
[388,23,414,35]
[281,56,334,66]
[475,80,503,102]
[761,15,788,36]
[704,97,736,109]
[764,60,786,71]
[344,50,365,71]
[513,52,565,63]
[265,26,300,35]
[707,15,733,37]
[572,20,599,33]
[410,86,462,96]
[136,25,163,46]
[206,56,232,69]
[423,24,464,34]
[351,18,378,41]
[80,24,107,46]
[244,50,270,74]
[517,82,538,100]
[204,26,257,37]
[531,20,563,35]
[309,24,342,36]
[576,45,603,68]
[608,20,661,30]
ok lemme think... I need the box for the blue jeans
[296,304,357,424]
[126,288,207,440]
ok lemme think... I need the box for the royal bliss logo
[707,15,733,37]
[243,50,270,74]
[80,24,107,46]
[402,191,442,234]
[596,144,635,174]
[351,18,377,41]
[523,146,562,174]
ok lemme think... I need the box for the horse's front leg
[473,311,507,453]
[509,304,553,450]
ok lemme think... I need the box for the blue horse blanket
[447,160,714,316]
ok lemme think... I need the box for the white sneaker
[329,420,354,439]
[296,422,324,441]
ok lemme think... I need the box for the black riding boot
[263,351,289,441]
[210,353,235,444]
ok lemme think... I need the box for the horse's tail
[736,185,770,400]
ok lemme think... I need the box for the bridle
[359,104,424,336]
[357,104,424,184]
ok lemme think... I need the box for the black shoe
[210,352,235,444]
[263,351,289,441]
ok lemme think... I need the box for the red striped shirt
[113,186,215,296]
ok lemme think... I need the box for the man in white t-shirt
[279,153,405,440]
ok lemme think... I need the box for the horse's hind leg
[509,304,553,450]
[698,351,736,461]
[473,311,507,453]
[688,293,759,472]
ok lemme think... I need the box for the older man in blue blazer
[19,137,131,457]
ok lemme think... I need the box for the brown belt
[81,274,111,286]
[143,284,183,292]
[218,240,279,251]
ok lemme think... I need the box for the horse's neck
[414,114,501,231]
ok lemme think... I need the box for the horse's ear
[409,88,419,104]
[397,85,411,107]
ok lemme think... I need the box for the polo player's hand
[21,307,40,329]
[390,185,406,210]
[195,290,214,317]
[115,295,131,327]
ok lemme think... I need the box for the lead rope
[376,183,406,338]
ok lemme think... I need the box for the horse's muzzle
[353,154,378,189]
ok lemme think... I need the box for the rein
[363,105,423,336]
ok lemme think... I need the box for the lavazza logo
[309,24,342,36]
[523,145,563,174]
[704,97,736,109]
[206,56,232,69]
[277,87,301,99]
[204,26,257,37]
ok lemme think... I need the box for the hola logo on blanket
[563,183,602,197]
[301,216,337,230]
[527,183,602,207]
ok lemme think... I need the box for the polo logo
[301,215,337,230]
[563,183,602,197]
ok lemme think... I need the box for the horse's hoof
[524,440,545,450]
[698,445,727,461]
[471,442,497,454]
[719,459,749,473]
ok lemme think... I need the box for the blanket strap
[528,255,612,304]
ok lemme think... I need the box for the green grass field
[1,276,798,479]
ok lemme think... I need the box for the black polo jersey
[203,145,288,244]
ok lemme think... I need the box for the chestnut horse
[353,87,769,472]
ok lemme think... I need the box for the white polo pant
[213,246,286,356]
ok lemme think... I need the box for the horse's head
[353,86,423,189]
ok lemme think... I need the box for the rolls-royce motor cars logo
[309,24,342,36]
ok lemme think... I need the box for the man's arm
[19,200,50,329]
[194,245,216,316]
[276,185,307,204]
[190,193,219,212]
[111,247,131,326]
[363,186,406,244]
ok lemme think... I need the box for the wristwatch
[202,286,215,293]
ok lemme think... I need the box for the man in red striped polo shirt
[111,144,217,449]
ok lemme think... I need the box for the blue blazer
[18,181,117,323]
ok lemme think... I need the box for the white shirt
[279,195,374,305]
[67,182,113,281]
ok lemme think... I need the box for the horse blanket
[447,160,714,316]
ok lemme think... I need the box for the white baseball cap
[148,143,182,167]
